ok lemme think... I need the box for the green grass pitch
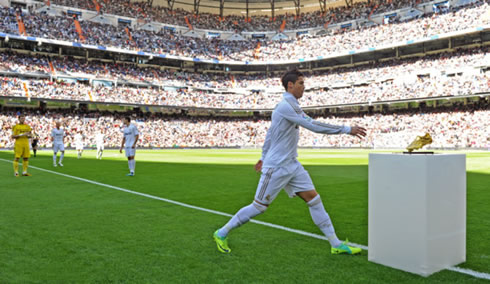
[0,149,489,283]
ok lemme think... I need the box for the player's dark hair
[281,69,304,91]
[125,116,131,122]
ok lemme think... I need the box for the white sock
[60,153,64,163]
[217,201,266,238]
[307,195,342,248]
[128,160,131,172]
[131,159,136,173]
[53,154,57,164]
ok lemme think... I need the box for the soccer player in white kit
[119,117,139,176]
[214,69,367,255]
[74,131,84,159]
[95,130,105,159]
[51,121,65,167]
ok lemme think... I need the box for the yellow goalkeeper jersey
[12,124,32,144]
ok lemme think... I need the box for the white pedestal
[368,153,466,277]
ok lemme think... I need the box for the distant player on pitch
[119,117,139,176]
[51,121,65,167]
[74,130,84,159]
[214,69,367,255]
[31,130,39,157]
[95,129,105,160]
[12,114,32,177]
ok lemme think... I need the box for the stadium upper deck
[1,0,488,64]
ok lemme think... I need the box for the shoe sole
[331,249,362,255]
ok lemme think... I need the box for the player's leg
[214,167,289,253]
[13,153,20,177]
[59,147,64,166]
[13,143,21,176]
[214,200,268,253]
[53,144,58,166]
[125,147,135,176]
[128,156,135,175]
[291,163,361,255]
[97,146,101,159]
[99,146,104,159]
[22,158,31,176]
[13,158,20,176]
[21,144,31,176]
[297,190,343,247]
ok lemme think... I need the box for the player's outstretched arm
[349,126,367,139]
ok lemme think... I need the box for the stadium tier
[1,46,489,108]
[1,102,489,149]
[0,1,488,61]
[47,0,431,32]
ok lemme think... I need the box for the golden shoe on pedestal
[406,133,433,152]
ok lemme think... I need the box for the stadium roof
[144,0,358,16]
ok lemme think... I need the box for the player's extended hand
[119,148,123,154]
[254,160,263,173]
[350,126,367,139]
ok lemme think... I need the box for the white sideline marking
[1,158,489,280]
[446,267,490,280]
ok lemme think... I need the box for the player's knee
[306,194,322,207]
[252,201,268,213]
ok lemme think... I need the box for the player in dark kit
[31,131,39,157]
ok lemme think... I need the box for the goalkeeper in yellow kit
[12,114,32,177]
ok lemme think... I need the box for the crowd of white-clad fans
[0,1,488,61]
[49,0,428,32]
[0,104,488,149]
[1,47,489,108]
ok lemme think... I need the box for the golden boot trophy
[406,133,433,152]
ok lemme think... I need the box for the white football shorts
[97,144,104,151]
[254,159,315,205]
[124,147,136,158]
[53,142,65,153]
[75,143,84,150]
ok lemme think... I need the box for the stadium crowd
[1,71,488,108]
[1,47,488,89]
[0,104,488,149]
[1,45,489,109]
[48,0,426,32]
[1,1,488,61]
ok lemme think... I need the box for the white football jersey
[122,124,139,148]
[74,133,83,143]
[95,133,104,145]
[51,128,65,144]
